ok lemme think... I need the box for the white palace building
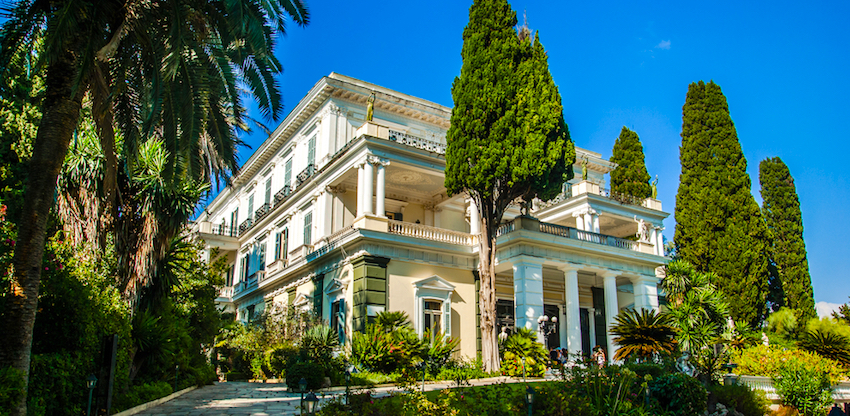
[192,73,669,361]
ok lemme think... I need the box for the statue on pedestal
[634,215,649,242]
[581,157,588,181]
[366,92,375,122]
[651,175,658,199]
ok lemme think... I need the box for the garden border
[112,385,198,416]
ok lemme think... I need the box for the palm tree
[660,260,729,352]
[610,308,677,362]
[0,1,308,413]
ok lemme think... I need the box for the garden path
[132,372,557,415]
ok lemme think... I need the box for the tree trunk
[478,222,500,372]
[0,51,83,416]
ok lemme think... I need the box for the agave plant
[610,308,677,362]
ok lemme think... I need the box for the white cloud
[816,301,843,318]
[655,40,671,50]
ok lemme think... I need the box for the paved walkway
[134,373,557,415]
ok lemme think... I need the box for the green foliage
[286,361,326,392]
[674,80,770,327]
[610,126,652,200]
[446,0,574,204]
[568,366,650,415]
[759,157,816,319]
[662,260,730,353]
[731,345,845,383]
[112,381,173,413]
[773,360,833,416]
[709,384,771,416]
[798,330,850,368]
[610,308,677,362]
[0,367,24,416]
[649,373,707,416]
[499,328,547,378]
[766,307,801,339]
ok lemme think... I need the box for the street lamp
[525,384,535,416]
[303,391,319,415]
[298,377,307,415]
[537,315,558,351]
[85,374,97,416]
[344,369,351,406]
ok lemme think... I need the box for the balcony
[537,180,663,212]
[388,220,476,245]
[295,164,316,188]
[498,217,658,255]
[238,217,253,234]
[195,221,239,250]
[218,286,233,299]
[255,203,271,222]
[196,221,237,238]
[234,275,258,295]
[273,185,291,206]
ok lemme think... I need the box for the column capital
[629,274,659,284]
[600,269,619,279]
[367,154,390,167]
[558,262,582,273]
[512,255,546,267]
[326,185,346,195]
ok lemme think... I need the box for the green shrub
[286,361,326,391]
[773,360,832,416]
[709,384,770,416]
[732,345,845,383]
[649,373,707,416]
[499,328,547,378]
[112,381,173,412]
[623,362,667,380]
[0,367,24,416]
[225,371,250,381]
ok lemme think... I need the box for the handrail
[387,129,447,155]
[388,220,475,245]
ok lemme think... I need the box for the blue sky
[228,1,850,306]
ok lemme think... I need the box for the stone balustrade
[388,220,475,245]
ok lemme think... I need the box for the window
[307,136,316,166]
[284,159,292,189]
[303,211,312,245]
[248,194,254,219]
[275,229,289,260]
[240,255,249,281]
[331,299,345,345]
[423,300,443,343]
[246,304,255,323]
[226,266,234,286]
[257,242,266,271]
[265,178,272,205]
[231,208,239,229]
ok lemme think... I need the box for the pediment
[324,277,349,296]
[413,275,455,293]
[292,292,310,307]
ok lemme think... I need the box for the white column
[559,305,568,350]
[356,163,365,217]
[632,276,659,312]
[363,161,374,215]
[562,265,581,355]
[603,271,619,363]
[656,227,665,256]
[513,257,545,343]
[584,212,593,232]
[434,207,442,228]
[375,161,387,218]
[650,227,658,255]
[592,212,600,233]
[574,213,584,231]
[469,200,480,235]
[316,191,328,240]
[588,307,597,350]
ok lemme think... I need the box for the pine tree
[610,126,651,200]
[673,80,770,327]
[759,157,816,321]
[445,0,575,371]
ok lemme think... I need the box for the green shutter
[351,255,390,332]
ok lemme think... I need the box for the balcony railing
[197,221,237,237]
[306,225,357,262]
[388,220,476,245]
[255,203,271,222]
[599,188,646,207]
[537,222,639,250]
[234,275,258,294]
[218,286,233,298]
[295,164,316,188]
[274,185,291,206]
[388,129,447,155]
[238,217,253,234]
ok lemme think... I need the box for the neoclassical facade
[193,73,669,361]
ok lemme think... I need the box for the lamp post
[722,363,738,386]
[299,377,307,415]
[344,369,351,407]
[525,384,535,416]
[86,374,97,416]
[537,315,558,351]
[303,391,319,415]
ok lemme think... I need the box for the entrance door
[580,308,591,357]
[543,304,560,349]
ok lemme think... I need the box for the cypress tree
[759,157,816,321]
[446,0,574,371]
[674,81,770,326]
[609,126,651,200]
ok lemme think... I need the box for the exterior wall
[386,261,478,359]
